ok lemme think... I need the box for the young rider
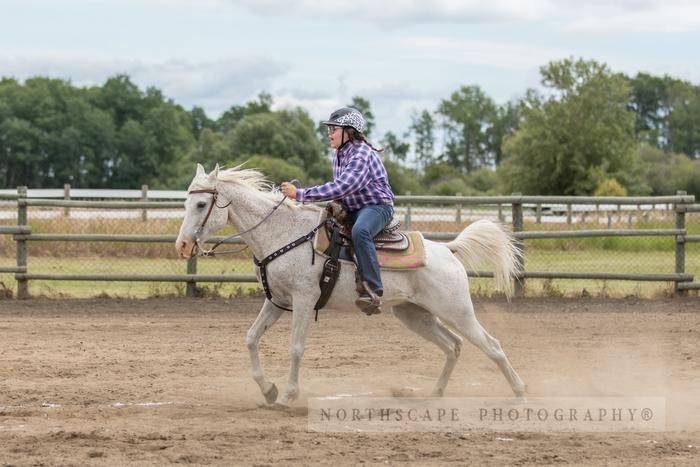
[281,107,395,314]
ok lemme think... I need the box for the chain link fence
[0,191,698,299]
[400,199,698,298]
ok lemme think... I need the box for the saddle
[324,201,409,252]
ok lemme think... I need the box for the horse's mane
[199,165,322,213]
[217,166,273,192]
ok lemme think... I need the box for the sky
[2,0,699,139]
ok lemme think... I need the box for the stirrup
[355,287,382,315]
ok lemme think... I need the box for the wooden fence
[0,187,698,298]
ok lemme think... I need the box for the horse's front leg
[246,299,284,404]
[277,296,315,407]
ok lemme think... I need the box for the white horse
[176,164,525,407]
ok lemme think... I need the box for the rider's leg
[350,204,393,295]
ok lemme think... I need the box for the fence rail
[0,187,698,298]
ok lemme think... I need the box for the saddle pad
[314,227,427,271]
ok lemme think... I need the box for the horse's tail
[444,219,521,298]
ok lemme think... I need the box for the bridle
[186,187,287,257]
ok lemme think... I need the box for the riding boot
[355,280,382,315]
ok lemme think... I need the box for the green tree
[101,84,195,189]
[499,58,643,195]
[382,159,423,195]
[489,101,520,166]
[189,106,215,141]
[348,96,374,137]
[437,85,497,173]
[627,72,676,147]
[408,110,436,172]
[93,74,144,127]
[224,108,326,181]
[593,178,627,196]
[216,92,273,134]
[380,131,410,162]
[638,144,700,195]
[420,162,474,195]
[0,77,119,188]
[667,81,700,158]
[187,127,227,172]
[465,168,498,194]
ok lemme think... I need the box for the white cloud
[0,49,288,115]
[564,2,700,33]
[227,0,700,32]
[397,37,566,71]
[231,0,554,24]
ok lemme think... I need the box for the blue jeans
[348,204,394,293]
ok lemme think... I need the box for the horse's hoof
[263,383,278,405]
[431,388,445,397]
[269,402,291,411]
[514,383,527,398]
[391,386,420,398]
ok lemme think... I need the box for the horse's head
[176,163,230,258]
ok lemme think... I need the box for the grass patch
[0,208,698,298]
[0,247,696,299]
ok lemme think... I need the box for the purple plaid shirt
[296,139,395,211]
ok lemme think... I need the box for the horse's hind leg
[446,298,526,397]
[246,299,284,404]
[393,303,463,397]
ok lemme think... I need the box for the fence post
[186,256,197,297]
[141,184,148,222]
[535,203,542,224]
[405,191,412,230]
[456,193,462,223]
[16,186,28,299]
[566,204,572,225]
[63,183,71,217]
[675,191,686,296]
[511,192,524,297]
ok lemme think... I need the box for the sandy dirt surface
[0,296,699,466]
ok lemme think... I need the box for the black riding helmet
[322,107,367,134]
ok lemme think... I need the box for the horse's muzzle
[175,236,195,259]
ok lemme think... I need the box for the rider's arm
[296,152,372,203]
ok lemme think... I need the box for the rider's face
[327,125,345,149]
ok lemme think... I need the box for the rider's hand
[280,182,298,200]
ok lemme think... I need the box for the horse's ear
[206,164,219,184]
[196,163,205,177]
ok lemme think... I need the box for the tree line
[1,57,699,196]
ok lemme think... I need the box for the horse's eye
[197,201,207,209]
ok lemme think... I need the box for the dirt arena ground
[0,296,698,466]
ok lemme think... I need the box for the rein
[187,188,288,257]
